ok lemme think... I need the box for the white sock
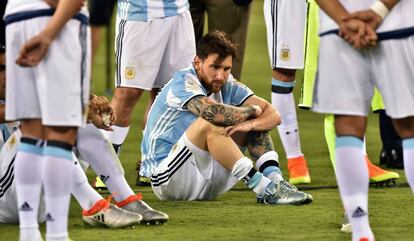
[231,157,272,196]
[335,136,374,241]
[255,151,283,182]
[43,142,74,240]
[102,125,130,145]
[15,138,44,241]
[271,78,303,158]
[71,156,102,210]
[77,125,134,202]
[403,138,414,194]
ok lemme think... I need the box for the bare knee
[334,115,366,138]
[272,68,296,82]
[111,87,144,125]
[392,116,414,139]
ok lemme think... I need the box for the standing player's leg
[334,116,374,241]
[392,117,414,193]
[264,0,310,185]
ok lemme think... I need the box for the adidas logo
[352,207,367,218]
[46,213,55,222]
[19,202,33,211]
[92,214,105,223]
[100,175,110,183]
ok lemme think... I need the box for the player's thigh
[155,11,195,88]
[115,18,173,90]
[372,36,414,119]
[264,0,307,69]
[313,35,373,116]
[5,21,41,122]
[38,18,90,127]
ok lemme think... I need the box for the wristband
[370,1,390,19]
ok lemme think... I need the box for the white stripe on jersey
[118,0,189,21]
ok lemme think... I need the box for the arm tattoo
[186,96,256,127]
[246,131,275,161]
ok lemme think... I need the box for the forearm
[42,0,85,41]
[316,0,350,24]
[244,102,280,131]
[187,97,257,127]
[381,0,400,10]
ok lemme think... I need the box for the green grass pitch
[1,1,413,240]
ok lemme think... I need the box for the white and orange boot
[288,156,311,185]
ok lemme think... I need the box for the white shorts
[151,134,238,201]
[264,0,308,69]
[313,35,414,119]
[5,14,91,126]
[115,11,196,90]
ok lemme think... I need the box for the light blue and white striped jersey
[140,65,254,177]
[117,0,189,21]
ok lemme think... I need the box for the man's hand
[16,32,53,67]
[343,10,383,31]
[88,95,116,130]
[251,105,263,117]
[223,120,255,137]
[339,18,377,49]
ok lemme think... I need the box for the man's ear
[193,56,201,70]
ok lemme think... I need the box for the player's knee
[392,117,414,139]
[112,87,144,107]
[272,68,296,81]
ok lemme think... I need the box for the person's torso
[117,0,189,21]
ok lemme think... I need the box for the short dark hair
[196,30,238,63]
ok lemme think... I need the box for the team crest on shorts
[280,48,290,62]
[125,65,135,80]
[7,135,16,150]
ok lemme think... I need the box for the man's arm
[346,0,400,31]
[316,0,377,48]
[224,95,281,136]
[16,0,85,66]
[186,96,261,127]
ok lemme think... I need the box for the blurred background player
[189,0,252,80]
[263,0,311,185]
[4,0,90,240]
[314,0,414,240]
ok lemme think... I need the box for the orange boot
[288,156,311,185]
[365,156,399,184]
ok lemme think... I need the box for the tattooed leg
[246,131,283,182]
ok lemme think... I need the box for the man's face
[0,52,5,99]
[194,53,232,93]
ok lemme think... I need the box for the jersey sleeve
[226,77,254,106]
[168,73,207,110]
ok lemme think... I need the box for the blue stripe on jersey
[44,146,72,161]
[271,78,295,88]
[164,0,178,17]
[403,138,414,150]
[4,9,89,25]
[19,143,43,156]
[336,136,363,148]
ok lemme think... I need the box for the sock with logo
[71,157,102,210]
[271,78,303,158]
[43,141,74,240]
[101,125,130,155]
[403,138,414,194]
[255,151,283,182]
[15,137,44,241]
[77,125,134,202]
[335,136,374,241]
[231,157,272,196]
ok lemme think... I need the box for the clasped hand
[339,9,383,49]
